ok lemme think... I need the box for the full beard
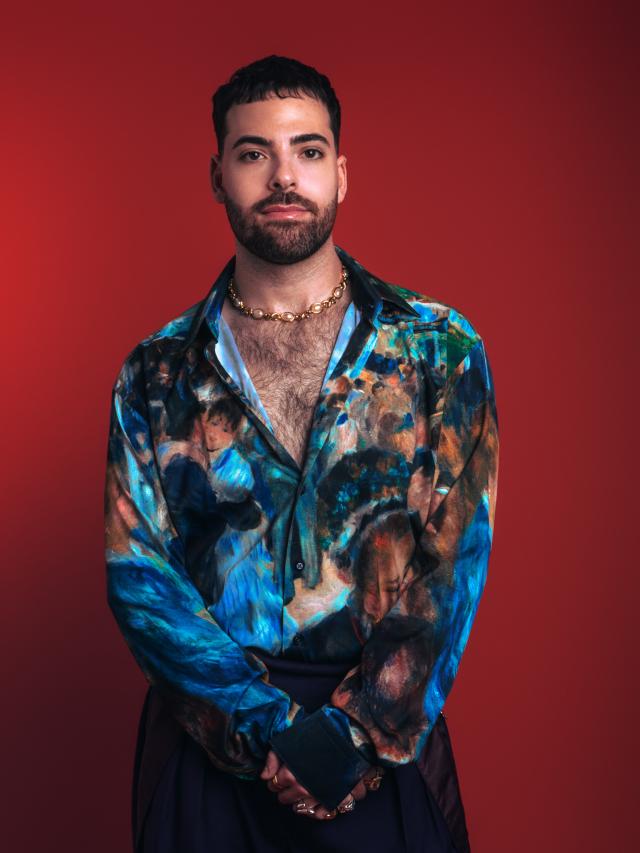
[224,195,339,265]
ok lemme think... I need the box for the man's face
[210,94,347,264]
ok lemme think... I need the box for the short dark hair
[212,55,341,155]
[202,396,243,431]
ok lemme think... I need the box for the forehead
[225,94,332,143]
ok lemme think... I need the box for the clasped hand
[259,749,380,820]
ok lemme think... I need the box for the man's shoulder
[137,298,205,348]
[111,297,205,389]
[375,274,485,363]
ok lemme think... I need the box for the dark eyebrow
[231,133,331,150]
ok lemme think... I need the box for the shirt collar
[179,244,420,352]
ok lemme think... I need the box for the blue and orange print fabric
[104,244,500,810]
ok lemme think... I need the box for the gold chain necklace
[227,265,348,322]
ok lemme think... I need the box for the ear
[210,154,225,203]
[337,153,348,205]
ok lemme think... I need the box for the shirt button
[295,561,304,571]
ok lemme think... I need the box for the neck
[229,239,344,314]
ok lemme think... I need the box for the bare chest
[228,311,347,468]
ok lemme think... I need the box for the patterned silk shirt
[104,243,500,811]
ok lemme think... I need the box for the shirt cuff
[268,706,372,810]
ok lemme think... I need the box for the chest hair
[226,299,352,468]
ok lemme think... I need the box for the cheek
[306,168,338,201]
[230,179,258,206]
[228,165,270,202]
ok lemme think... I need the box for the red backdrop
[2,2,637,850]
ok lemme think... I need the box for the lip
[261,205,310,219]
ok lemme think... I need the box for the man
[104,55,499,852]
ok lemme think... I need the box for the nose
[267,155,296,193]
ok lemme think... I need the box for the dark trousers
[134,651,465,852]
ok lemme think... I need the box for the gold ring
[337,794,356,813]
[364,768,384,791]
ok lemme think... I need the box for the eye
[239,150,265,161]
[302,148,324,159]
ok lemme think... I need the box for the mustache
[255,192,318,214]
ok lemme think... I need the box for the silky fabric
[106,243,499,814]
[139,650,456,853]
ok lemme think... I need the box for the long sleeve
[104,346,305,778]
[269,335,499,809]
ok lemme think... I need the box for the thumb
[259,749,280,779]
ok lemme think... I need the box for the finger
[335,793,358,816]
[274,766,297,786]
[265,764,298,793]
[362,766,386,792]
[292,797,320,817]
[276,782,314,805]
[350,780,367,801]
[259,750,280,780]
[307,804,338,821]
